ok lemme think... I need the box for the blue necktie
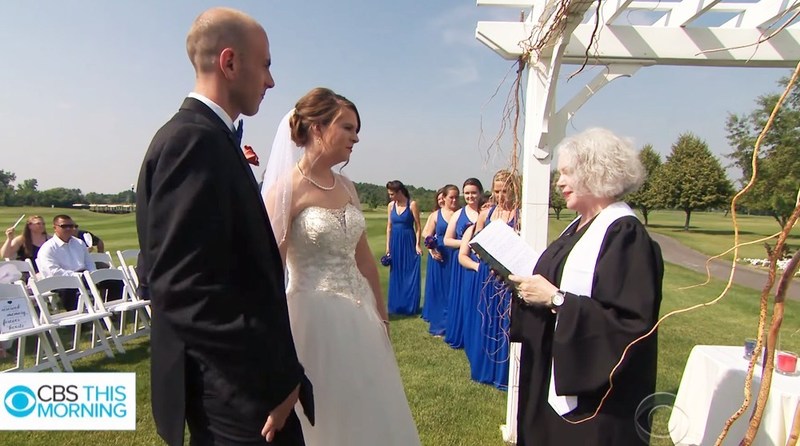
[233,120,243,147]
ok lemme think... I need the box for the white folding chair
[88,252,114,269]
[126,264,140,288]
[0,259,51,306]
[0,282,65,373]
[116,249,140,285]
[116,249,139,269]
[83,269,150,347]
[0,258,40,284]
[29,275,118,364]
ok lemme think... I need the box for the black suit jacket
[136,98,312,445]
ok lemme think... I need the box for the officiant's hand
[508,274,558,307]
[262,384,300,442]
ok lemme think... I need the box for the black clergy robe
[510,215,663,446]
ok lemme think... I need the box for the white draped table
[668,345,799,445]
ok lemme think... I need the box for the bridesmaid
[442,178,483,349]
[422,185,460,336]
[421,189,444,323]
[385,180,422,315]
[465,169,521,388]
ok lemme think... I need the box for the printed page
[469,220,540,277]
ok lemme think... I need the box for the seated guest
[76,229,105,253]
[37,215,96,311]
[1,215,49,272]
[508,128,663,445]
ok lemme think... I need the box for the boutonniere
[243,145,260,166]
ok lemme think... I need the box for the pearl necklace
[296,162,337,191]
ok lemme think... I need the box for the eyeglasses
[56,224,78,229]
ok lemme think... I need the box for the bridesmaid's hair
[462,178,483,194]
[290,87,360,147]
[440,184,459,210]
[386,180,411,201]
[492,169,521,207]
[462,178,484,208]
[432,188,444,212]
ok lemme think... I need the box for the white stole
[547,201,636,415]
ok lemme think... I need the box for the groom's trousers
[185,354,305,446]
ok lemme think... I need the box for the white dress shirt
[187,92,237,132]
[37,236,96,277]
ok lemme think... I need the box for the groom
[136,7,312,446]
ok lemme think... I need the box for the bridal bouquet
[424,235,438,250]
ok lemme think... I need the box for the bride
[261,87,421,445]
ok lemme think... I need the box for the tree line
[550,75,798,231]
[0,172,135,208]
[3,77,795,227]
[0,171,439,212]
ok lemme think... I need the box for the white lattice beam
[725,0,800,28]
[597,0,637,26]
[654,0,721,27]
[477,20,800,66]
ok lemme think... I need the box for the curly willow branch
[482,0,800,433]
[714,60,800,446]
[566,39,800,432]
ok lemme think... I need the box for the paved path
[649,232,800,301]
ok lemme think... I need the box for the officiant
[507,128,664,446]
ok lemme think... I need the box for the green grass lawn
[642,209,800,262]
[0,207,798,445]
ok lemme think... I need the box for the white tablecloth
[669,345,799,445]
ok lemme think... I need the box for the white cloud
[430,4,523,47]
[442,58,480,86]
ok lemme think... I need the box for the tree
[549,169,566,219]
[0,170,16,206]
[626,144,662,226]
[15,178,39,206]
[725,76,800,228]
[38,187,84,208]
[654,133,733,230]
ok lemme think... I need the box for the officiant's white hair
[556,128,645,199]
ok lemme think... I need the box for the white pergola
[475,0,800,442]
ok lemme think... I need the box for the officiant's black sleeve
[551,217,663,398]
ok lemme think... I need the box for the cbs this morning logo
[1,373,135,430]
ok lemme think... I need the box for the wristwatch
[550,290,566,309]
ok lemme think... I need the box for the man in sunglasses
[37,214,96,311]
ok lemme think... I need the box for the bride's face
[320,108,360,163]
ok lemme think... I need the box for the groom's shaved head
[186,7,264,74]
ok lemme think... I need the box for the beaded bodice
[286,203,372,306]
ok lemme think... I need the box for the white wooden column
[502,42,568,443]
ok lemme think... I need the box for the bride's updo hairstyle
[290,87,361,147]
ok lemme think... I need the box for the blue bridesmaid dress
[464,210,493,385]
[387,202,421,315]
[423,211,452,336]
[476,206,517,390]
[443,209,474,349]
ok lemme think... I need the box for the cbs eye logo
[4,385,37,418]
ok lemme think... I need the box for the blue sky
[0,0,790,194]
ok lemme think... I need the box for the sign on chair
[0,298,34,334]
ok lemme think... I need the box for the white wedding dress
[286,203,421,446]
